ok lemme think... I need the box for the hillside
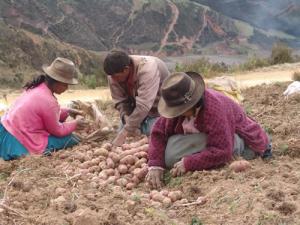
[1,0,298,56]
[0,21,105,88]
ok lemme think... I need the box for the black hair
[103,50,131,76]
[195,96,204,108]
[23,74,57,90]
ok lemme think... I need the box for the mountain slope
[1,0,297,56]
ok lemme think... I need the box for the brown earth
[0,81,300,225]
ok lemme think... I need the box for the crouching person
[146,72,272,189]
[0,57,88,160]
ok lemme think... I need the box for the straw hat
[158,72,205,118]
[42,57,79,85]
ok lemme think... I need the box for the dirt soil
[0,82,300,224]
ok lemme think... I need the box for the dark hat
[42,57,79,85]
[158,72,205,118]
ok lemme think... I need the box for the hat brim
[42,65,79,85]
[158,72,205,118]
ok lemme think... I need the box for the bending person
[146,72,272,189]
[103,50,169,146]
[0,57,88,160]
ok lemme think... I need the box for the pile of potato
[60,136,149,190]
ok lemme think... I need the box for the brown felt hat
[158,72,205,118]
[42,57,79,85]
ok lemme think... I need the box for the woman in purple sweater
[146,72,272,189]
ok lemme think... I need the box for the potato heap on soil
[57,137,149,190]
[55,136,187,207]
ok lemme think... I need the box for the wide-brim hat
[42,57,79,85]
[158,71,205,118]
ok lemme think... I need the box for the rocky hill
[1,0,298,56]
[0,0,299,88]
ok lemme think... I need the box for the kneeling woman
[0,57,88,160]
[146,72,272,189]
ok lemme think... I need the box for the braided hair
[23,74,57,90]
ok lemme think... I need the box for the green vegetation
[175,42,298,78]
[292,71,300,81]
[270,42,293,65]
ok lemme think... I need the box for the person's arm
[42,103,77,137]
[59,108,69,122]
[183,113,233,171]
[124,60,161,133]
[108,78,128,119]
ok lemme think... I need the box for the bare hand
[75,117,89,130]
[69,108,84,118]
[170,158,186,177]
[146,168,164,189]
[112,129,128,147]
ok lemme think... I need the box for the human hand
[112,128,128,147]
[170,158,186,177]
[69,108,84,118]
[146,167,164,189]
[75,116,89,130]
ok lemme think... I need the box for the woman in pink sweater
[0,57,87,160]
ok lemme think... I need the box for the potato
[118,164,128,174]
[79,161,92,169]
[132,168,141,176]
[108,152,120,163]
[137,167,148,180]
[91,158,101,166]
[116,178,128,187]
[98,161,107,170]
[107,176,117,184]
[98,171,108,180]
[131,176,140,185]
[152,193,165,202]
[120,155,135,165]
[106,158,115,169]
[168,191,180,202]
[134,151,148,159]
[229,160,251,172]
[135,158,147,168]
[160,190,169,197]
[128,165,136,173]
[126,182,136,190]
[94,148,109,157]
[114,168,121,178]
[102,142,112,150]
[150,190,159,199]
[105,168,115,176]
[162,197,172,207]
[88,165,100,173]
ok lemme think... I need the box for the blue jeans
[120,116,157,136]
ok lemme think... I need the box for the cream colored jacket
[108,55,169,133]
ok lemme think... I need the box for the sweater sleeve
[124,60,161,132]
[108,78,128,118]
[42,103,77,137]
[183,113,233,171]
[148,117,169,168]
[59,108,69,122]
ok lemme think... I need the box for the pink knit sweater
[148,89,269,171]
[1,83,77,154]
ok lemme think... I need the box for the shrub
[174,57,228,78]
[270,42,293,65]
[292,71,300,81]
[236,56,269,71]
